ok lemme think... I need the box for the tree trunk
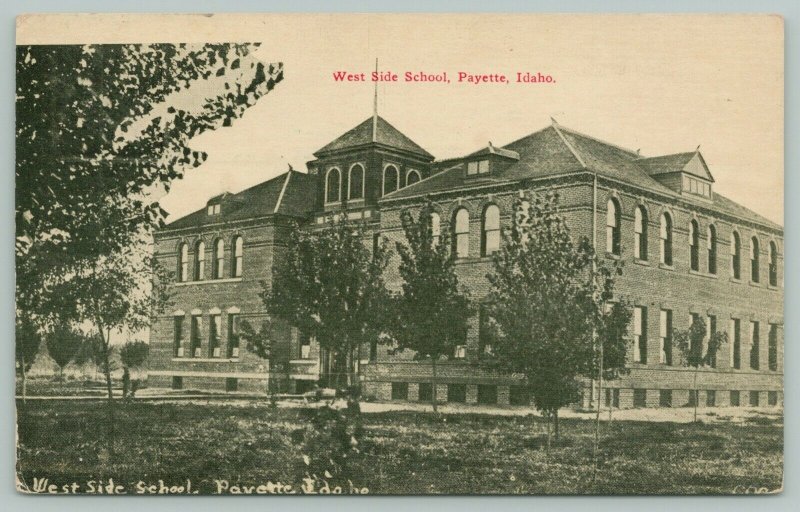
[693,369,698,423]
[431,357,438,414]
[20,355,27,404]
[545,412,552,452]
[99,329,116,455]
[554,409,560,442]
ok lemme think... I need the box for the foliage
[389,202,473,410]
[484,192,627,423]
[16,43,283,326]
[75,334,110,370]
[598,300,634,380]
[264,214,391,391]
[45,323,86,378]
[240,319,273,360]
[674,316,728,369]
[120,341,149,369]
[16,317,41,374]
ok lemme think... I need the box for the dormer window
[207,203,221,215]
[682,175,711,198]
[467,160,489,176]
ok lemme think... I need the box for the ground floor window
[706,390,716,407]
[477,385,497,405]
[391,382,409,400]
[730,390,740,407]
[225,378,238,392]
[688,390,699,407]
[295,380,315,394]
[418,383,433,402]
[749,391,759,407]
[605,388,620,408]
[768,391,778,406]
[509,385,529,406]
[447,384,466,403]
[172,376,183,390]
[659,389,672,407]
[633,388,647,408]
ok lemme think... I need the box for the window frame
[382,164,400,196]
[347,163,365,201]
[606,198,621,256]
[453,208,470,259]
[232,235,243,278]
[634,205,648,260]
[689,219,700,271]
[325,167,342,204]
[481,204,501,256]
[193,240,205,281]
[707,224,717,274]
[750,236,760,283]
[660,212,673,266]
[213,238,224,279]
[178,242,189,282]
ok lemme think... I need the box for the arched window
[453,208,470,258]
[348,164,364,201]
[232,236,243,278]
[660,213,673,266]
[606,198,620,255]
[325,167,341,204]
[689,220,699,271]
[750,236,760,283]
[193,241,205,281]
[634,206,648,260]
[430,212,441,248]
[213,238,224,279]
[707,224,717,274]
[769,241,778,286]
[178,243,189,282]
[406,169,421,187]
[482,205,501,256]
[731,231,741,279]
[383,165,399,196]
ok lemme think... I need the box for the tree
[674,315,728,422]
[485,192,622,445]
[389,202,473,412]
[45,323,85,380]
[120,340,149,398]
[264,214,390,396]
[16,318,42,403]
[239,318,278,398]
[16,43,283,327]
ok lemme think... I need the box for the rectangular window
[510,385,529,406]
[227,314,239,358]
[300,331,312,359]
[633,389,647,408]
[768,324,778,371]
[707,315,717,368]
[605,388,612,407]
[172,376,183,390]
[688,390,699,407]
[225,378,238,392]
[659,310,672,365]
[768,391,778,406]
[454,345,466,359]
[173,316,184,357]
[659,389,672,407]
[706,390,716,407]
[477,159,489,174]
[477,385,497,405]
[612,388,620,408]
[190,315,202,358]
[750,321,760,370]
[730,390,740,407]
[633,306,647,364]
[447,384,467,403]
[418,383,433,402]
[467,161,478,175]
[209,314,221,357]
[749,391,759,407]
[391,382,409,400]
[731,319,741,369]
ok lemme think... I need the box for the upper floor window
[406,169,421,186]
[178,242,189,282]
[207,203,221,215]
[606,198,620,255]
[481,205,501,256]
[731,231,741,279]
[213,238,224,279]
[383,165,400,196]
[325,167,341,204]
[706,224,717,274]
[660,213,673,266]
[689,220,699,271]
[232,236,243,278]
[682,175,711,198]
[453,208,470,258]
[750,236,760,283]
[634,206,648,260]
[430,212,441,248]
[467,159,489,175]
[193,241,205,281]
[348,164,364,201]
[769,241,778,286]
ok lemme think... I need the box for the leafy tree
[239,318,278,397]
[16,318,42,402]
[674,316,728,422]
[264,214,390,395]
[45,323,86,380]
[16,43,283,327]
[120,340,149,399]
[485,192,623,445]
[389,202,473,412]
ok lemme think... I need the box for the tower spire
[372,58,378,142]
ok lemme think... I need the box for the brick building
[149,115,783,408]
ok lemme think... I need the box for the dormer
[206,192,231,216]
[637,149,714,200]
[464,142,520,178]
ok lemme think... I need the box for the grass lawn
[15,400,783,495]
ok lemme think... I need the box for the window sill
[730,277,742,284]
[749,280,762,288]
[767,284,780,291]
[172,357,240,362]
[633,258,650,266]
[688,269,718,280]
[605,252,621,260]
[658,263,675,271]
[174,277,242,287]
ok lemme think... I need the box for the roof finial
[695,144,701,153]
[372,58,379,143]
[550,116,559,126]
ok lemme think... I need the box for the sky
[19,14,784,226]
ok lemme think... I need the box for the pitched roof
[381,122,780,231]
[638,151,714,181]
[163,170,315,231]
[313,115,434,159]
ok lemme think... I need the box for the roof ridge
[551,122,588,169]
[636,151,696,161]
[274,168,293,213]
[555,124,641,157]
